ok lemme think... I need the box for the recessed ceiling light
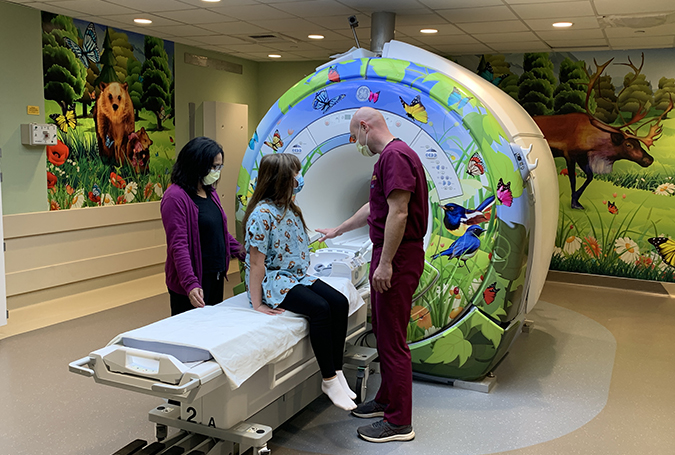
[420,29,438,34]
[552,22,573,28]
[268,54,282,58]
[202,0,221,2]
[308,34,325,40]
[134,18,152,24]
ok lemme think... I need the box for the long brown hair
[242,153,308,231]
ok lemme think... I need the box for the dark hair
[171,137,224,194]
[242,153,308,231]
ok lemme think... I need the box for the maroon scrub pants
[370,241,425,426]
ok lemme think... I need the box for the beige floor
[1,277,673,455]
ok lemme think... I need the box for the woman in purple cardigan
[160,137,245,316]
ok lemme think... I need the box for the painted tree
[77,63,100,117]
[518,53,556,116]
[109,28,134,82]
[654,77,675,111]
[94,27,120,87]
[553,57,588,115]
[499,74,519,101]
[125,58,143,120]
[617,72,654,115]
[141,36,172,130]
[593,75,618,123]
[42,14,86,115]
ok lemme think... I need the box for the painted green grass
[44,100,175,210]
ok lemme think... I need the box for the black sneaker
[357,419,415,443]
[351,400,386,418]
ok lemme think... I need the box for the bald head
[349,107,395,155]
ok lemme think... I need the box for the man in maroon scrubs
[317,107,428,443]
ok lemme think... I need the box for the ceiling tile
[225,43,277,52]
[438,6,519,23]
[291,49,333,59]
[54,0,132,16]
[146,24,217,37]
[178,0,258,7]
[594,0,675,15]
[200,21,271,35]
[545,38,609,48]
[433,43,496,54]
[155,9,236,24]
[306,14,371,29]
[250,18,318,32]
[473,31,540,43]
[172,37,216,47]
[523,16,600,31]
[504,0,582,3]
[490,41,552,52]
[107,0,188,12]
[536,28,605,40]
[395,14,448,26]
[396,23,465,36]
[419,34,480,45]
[206,4,295,21]
[457,20,529,34]
[604,23,675,38]
[610,36,675,48]
[420,0,503,8]
[339,0,426,13]
[511,1,594,20]
[281,29,347,41]
[25,2,81,16]
[265,41,325,52]
[185,35,249,46]
[100,13,183,27]
[269,0,355,17]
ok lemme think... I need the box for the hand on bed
[189,287,206,308]
[316,227,339,243]
[253,303,285,316]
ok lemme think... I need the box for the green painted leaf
[425,330,473,366]
[478,319,503,349]
[425,73,456,104]
[493,218,528,281]
[370,59,409,83]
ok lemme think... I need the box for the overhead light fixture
[552,22,573,28]
[134,18,152,24]
[420,28,438,34]
[308,34,325,40]
[268,54,282,58]
[202,0,221,2]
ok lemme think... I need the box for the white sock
[336,370,357,400]
[322,377,356,411]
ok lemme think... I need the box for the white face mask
[202,169,221,186]
[356,127,374,157]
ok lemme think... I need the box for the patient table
[69,277,376,455]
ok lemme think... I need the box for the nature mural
[457,49,675,283]
[41,12,175,210]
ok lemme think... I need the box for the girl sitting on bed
[242,153,357,411]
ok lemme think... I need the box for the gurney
[69,277,377,455]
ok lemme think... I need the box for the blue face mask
[293,174,304,194]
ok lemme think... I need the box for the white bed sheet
[108,277,365,389]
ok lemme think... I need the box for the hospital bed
[69,277,376,455]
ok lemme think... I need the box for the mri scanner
[69,40,557,454]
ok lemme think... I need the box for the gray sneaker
[357,419,415,443]
[351,400,386,418]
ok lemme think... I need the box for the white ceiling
[8,0,675,61]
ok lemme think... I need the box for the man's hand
[188,287,206,308]
[316,227,340,243]
[253,303,285,315]
[371,261,393,293]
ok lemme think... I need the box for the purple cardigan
[160,184,245,296]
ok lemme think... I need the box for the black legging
[169,271,225,316]
[279,279,349,379]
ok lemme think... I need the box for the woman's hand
[253,302,285,315]
[188,287,206,308]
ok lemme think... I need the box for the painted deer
[534,55,673,209]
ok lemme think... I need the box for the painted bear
[127,127,153,174]
[93,82,135,164]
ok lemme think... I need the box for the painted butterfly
[328,65,340,83]
[49,105,77,133]
[264,130,283,151]
[648,237,675,268]
[607,201,618,215]
[105,135,115,148]
[467,153,485,176]
[483,282,499,305]
[368,90,380,103]
[313,89,346,113]
[63,22,100,68]
[237,178,257,208]
[478,62,506,86]
[400,95,428,123]
[249,130,259,150]
[497,178,513,207]
[447,87,472,109]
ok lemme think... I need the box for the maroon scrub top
[367,139,429,247]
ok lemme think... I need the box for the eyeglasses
[211,164,223,171]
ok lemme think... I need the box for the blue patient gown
[245,201,317,309]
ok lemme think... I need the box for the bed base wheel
[355,366,369,404]
[155,423,168,442]
[257,444,271,455]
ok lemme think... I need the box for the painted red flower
[49,199,60,211]
[559,168,568,175]
[110,172,126,189]
[88,191,101,203]
[117,195,127,205]
[47,171,57,189]
[46,140,69,166]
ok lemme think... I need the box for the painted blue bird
[442,195,495,232]
[432,225,485,267]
